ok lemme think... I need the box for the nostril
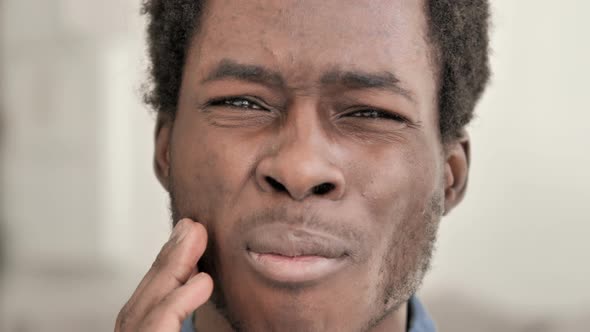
[265,176,287,192]
[312,183,335,196]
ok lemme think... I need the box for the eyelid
[342,106,411,123]
[207,95,271,111]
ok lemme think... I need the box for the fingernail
[170,219,187,242]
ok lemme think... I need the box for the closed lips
[244,224,350,259]
[243,223,352,285]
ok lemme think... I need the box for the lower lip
[246,251,347,284]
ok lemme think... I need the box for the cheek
[359,148,440,225]
[357,144,442,277]
[169,122,257,226]
[358,157,434,258]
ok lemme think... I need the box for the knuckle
[115,300,141,332]
[153,299,186,325]
[138,307,170,331]
[163,267,188,287]
[152,241,174,271]
[151,253,165,271]
[115,307,131,331]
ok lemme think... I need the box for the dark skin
[115,0,469,331]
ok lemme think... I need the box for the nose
[254,112,345,201]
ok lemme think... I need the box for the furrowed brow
[321,70,416,103]
[202,59,285,89]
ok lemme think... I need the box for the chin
[207,253,382,331]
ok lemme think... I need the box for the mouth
[246,251,348,285]
[243,224,350,285]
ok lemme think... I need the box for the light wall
[420,1,590,329]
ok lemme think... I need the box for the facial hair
[361,193,442,331]
[169,183,442,332]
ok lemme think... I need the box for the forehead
[185,0,436,114]
[193,1,431,73]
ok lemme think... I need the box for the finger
[146,218,208,287]
[137,272,214,332]
[118,219,207,327]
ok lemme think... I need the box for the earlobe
[443,132,471,216]
[154,112,173,191]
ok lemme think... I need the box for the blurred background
[0,0,588,331]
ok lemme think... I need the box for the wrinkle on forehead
[194,0,428,63]
[182,0,439,139]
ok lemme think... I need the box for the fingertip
[192,220,208,235]
[187,272,214,301]
[186,220,208,248]
[177,218,207,235]
[175,218,193,228]
[176,222,208,266]
[189,272,212,285]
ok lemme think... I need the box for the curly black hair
[141,0,490,142]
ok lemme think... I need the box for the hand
[115,219,213,332]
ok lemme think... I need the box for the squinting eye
[347,109,407,123]
[209,97,265,110]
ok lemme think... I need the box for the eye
[208,97,268,111]
[346,109,408,123]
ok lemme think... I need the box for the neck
[369,302,409,332]
[194,301,409,332]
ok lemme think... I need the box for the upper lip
[245,223,349,259]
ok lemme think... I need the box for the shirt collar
[408,296,437,332]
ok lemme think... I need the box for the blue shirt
[181,296,436,332]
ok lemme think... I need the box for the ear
[443,131,471,216]
[154,112,174,191]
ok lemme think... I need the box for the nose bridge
[255,101,345,201]
[283,101,324,157]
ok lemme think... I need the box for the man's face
[156,0,463,330]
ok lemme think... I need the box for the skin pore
[153,0,469,331]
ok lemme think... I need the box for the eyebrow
[203,59,285,89]
[202,59,415,102]
[320,70,416,103]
